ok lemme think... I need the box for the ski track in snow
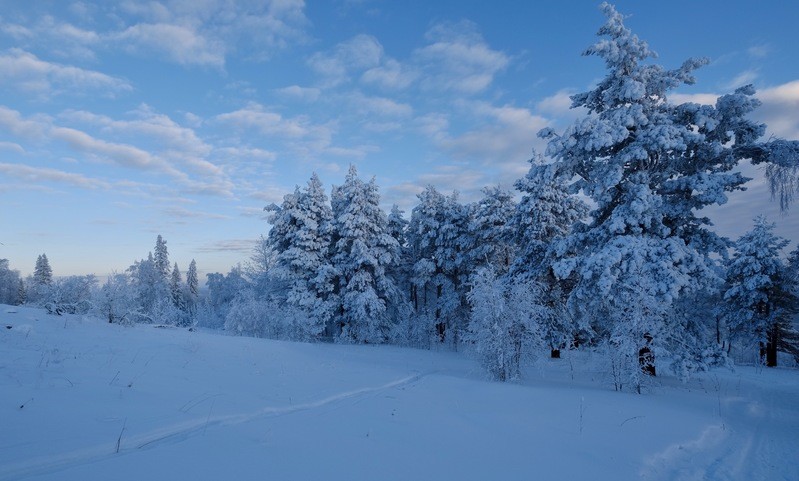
[0,372,430,481]
[640,378,799,481]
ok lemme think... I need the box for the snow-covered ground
[1,305,797,481]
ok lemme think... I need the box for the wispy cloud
[0,49,132,97]
[0,162,109,190]
[413,20,509,94]
[194,239,257,253]
[308,34,384,87]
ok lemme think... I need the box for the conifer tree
[331,166,403,343]
[724,217,797,366]
[540,3,773,388]
[34,254,53,286]
[154,235,170,280]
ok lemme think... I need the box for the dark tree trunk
[766,324,779,367]
[638,333,656,376]
[550,349,561,358]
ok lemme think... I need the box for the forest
[2,4,799,394]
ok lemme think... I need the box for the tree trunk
[766,323,779,367]
[550,348,561,358]
[638,333,656,376]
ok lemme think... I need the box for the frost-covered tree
[128,252,170,323]
[33,254,53,286]
[265,173,337,340]
[154,235,170,280]
[170,262,183,307]
[466,185,516,275]
[510,159,588,357]
[466,267,546,381]
[331,166,405,344]
[186,259,199,308]
[92,273,140,325]
[0,259,23,305]
[43,275,97,315]
[723,217,797,366]
[540,3,769,386]
[408,185,470,345]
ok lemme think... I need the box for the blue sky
[1,0,798,279]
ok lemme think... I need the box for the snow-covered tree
[186,259,199,312]
[92,273,139,325]
[265,173,336,340]
[723,217,797,366]
[34,254,53,286]
[154,235,170,280]
[170,262,183,307]
[466,185,516,276]
[510,159,589,357]
[540,3,769,386]
[408,185,470,345]
[43,275,97,315]
[0,259,23,305]
[331,166,405,344]
[128,252,170,323]
[466,267,546,381]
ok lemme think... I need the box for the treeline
[3,4,799,391]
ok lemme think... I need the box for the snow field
[1,305,797,480]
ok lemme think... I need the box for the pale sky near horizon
[1,0,798,280]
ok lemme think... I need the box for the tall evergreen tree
[466,185,516,276]
[407,186,471,345]
[331,166,403,343]
[723,217,797,366]
[540,3,772,388]
[34,254,53,286]
[187,259,199,299]
[154,235,170,280]
[170,262,183,308]
[265,173,336,340]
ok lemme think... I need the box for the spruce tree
[540,3,773,388]
[154,235,170,280]
[724,217,797,366]
[331,165,403,343]
[34,254,53,286]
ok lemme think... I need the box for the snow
[1,305,798,480]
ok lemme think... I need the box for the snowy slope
[1,305,797,481]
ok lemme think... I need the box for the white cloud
[275,85,321,102]
[361,58,418,90]
[413,20,509,94]
[0,141,25,154]
[0,106,49,139]
[439,102,548,164]
[723,69,759,91]
[0,49,132,97]
[216,103,312,137]
[50,126,168,172]
[307,34,384,86]
[348,92,413,118]
[0,162,109,190]
[113,23,226,68]
[756,80,799,139]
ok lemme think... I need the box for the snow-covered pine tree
[466,185,517,276]
[186,259,199,310]
[540,3,769,387]
[265,173,337,340]
[170,262,183,308]
[723,216,797,366]
[408,185,470,346]
[154,235,170,281]
[331,166,404,344]
[34,254,53,286]
[510,158,588,358]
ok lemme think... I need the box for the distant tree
[170,262,183,308]
[92,273,139,324]
[154,235,170,280]
[0,259,23,305]
[723,217,797,366]
[186,259,199,314]
[33,254,53,286]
